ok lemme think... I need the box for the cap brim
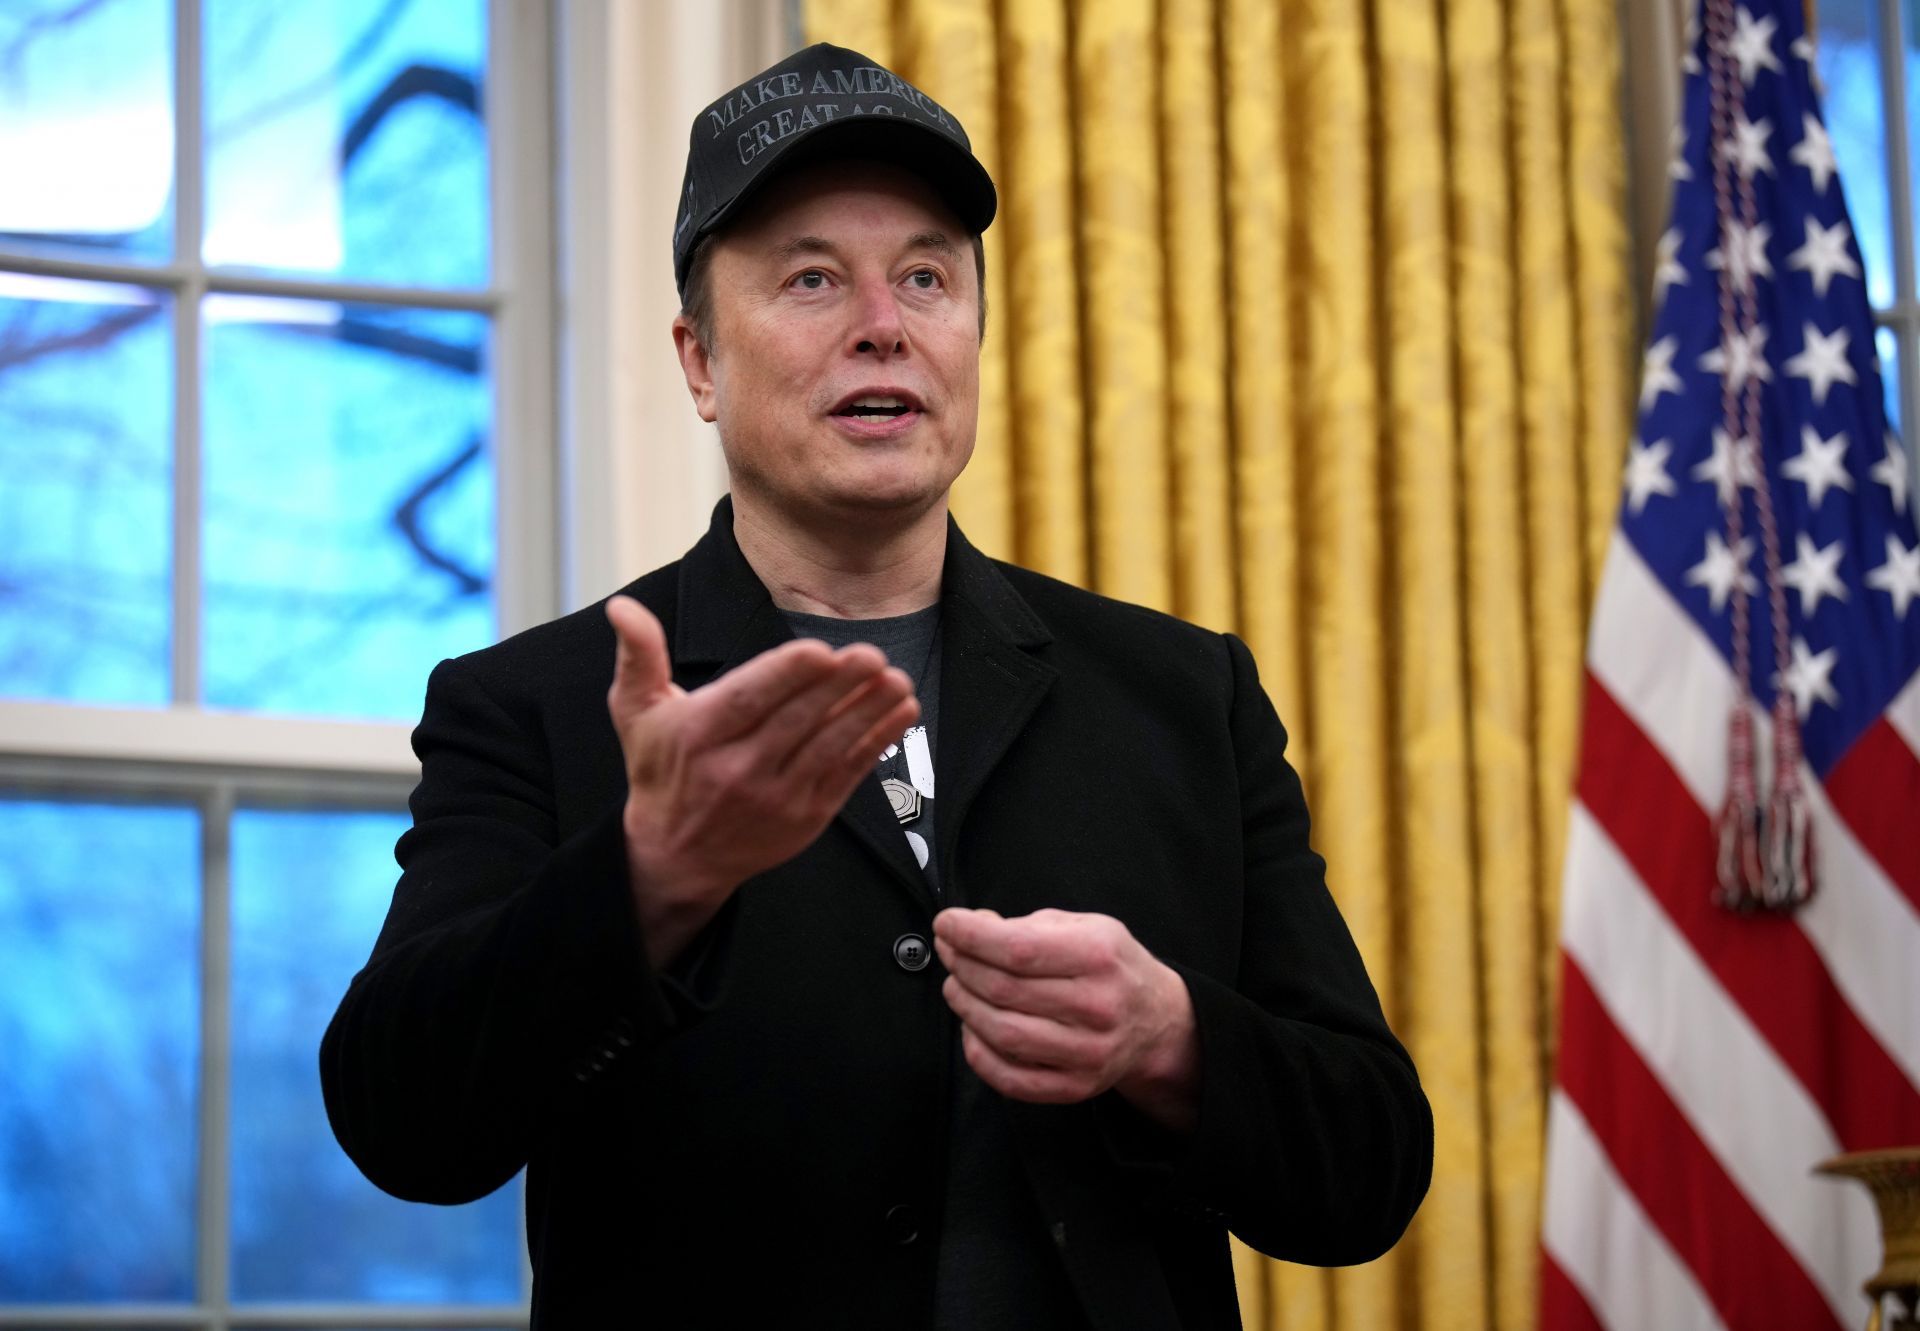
[688,117,997,264]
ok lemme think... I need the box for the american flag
[1539,0,1920,1327]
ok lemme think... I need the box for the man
[322,43,1430,1329]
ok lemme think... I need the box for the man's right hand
[605,595,919,967]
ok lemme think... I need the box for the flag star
[1781,532,1849,615]
[1724,5,1783,84]
[1781,426,1854,508]
[1866,532,1920,618]
[1642,334,1685,408]
[1787,216,1861,297]
[1653,227,1688,305]
[1686,530,1759,610]
[1669,123,1693,180]
[1872,434,1910,513]
[1719,112,1775,178]
[1699,323,1773,392]
[1790,112,1839,194]
[1623,437,1679,513]
[1784,322,1857,405]
[1776,635,1840,718]
[1707,218,1774,292]
[1791,35,1814,61]
[1692,428,1762,507]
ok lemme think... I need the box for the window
[0,0,551,1320]
[1810,0,1920,449]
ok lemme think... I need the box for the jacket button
[884,1203,920,1245]
[893,933,930,971]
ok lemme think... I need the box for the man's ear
[671,315,719,424]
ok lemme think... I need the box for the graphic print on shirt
[877,724,935,867]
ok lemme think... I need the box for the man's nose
[849,283,908,357]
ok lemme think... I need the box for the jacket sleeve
[318,655,710,1205]
[1110,632,1434,1265]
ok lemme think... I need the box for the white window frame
[0,0,795,1320]
[0,0,557,1320]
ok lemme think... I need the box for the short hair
[679,230,988,353]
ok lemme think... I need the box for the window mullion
[198,781,235,1329]
[1873,0,1920,460]
[173,0,204,710]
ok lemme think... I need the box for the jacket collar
[671,494,1052,664]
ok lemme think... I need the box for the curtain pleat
[1509,0,1590,1065]
[1075,0,1173,610]
[1222,0,1303,761]
[1375,0,1487,1326]
[1564,0,1634,596]
[1160,0,1235,631]
[797,3,1631,1326]
[998,0,1088,584]
[1445,3,1546,1327]
[1288,4,1396,1329]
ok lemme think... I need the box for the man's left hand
[932,907,1200,1134]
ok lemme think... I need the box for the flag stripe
[1560,804,1876,1325]
[1555,957,1843,1330]
[1589,537,1920,1081]
[1578,671,1920,1148]
[1587,536,1729,807]
[1822,715,1920,910]
[1539,1249,1609,1331]
[1541,1090,1726,1331]
[1798,773,1920,1087]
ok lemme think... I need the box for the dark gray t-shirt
[781,604,942,892]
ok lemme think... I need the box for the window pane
[0,0,174,261]
[203,0,489,288]
[201,297,494,720]
[0,797,200,1301]
[1817,0,1898,307]
[0,276,172,704]
[229,808,522,1303]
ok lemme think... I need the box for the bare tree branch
[0,0,119,80]
[0,305,159,374]
[206,0,412,147]
[392,432,487,595]
[264,317,482,375]
[341,62,480,166]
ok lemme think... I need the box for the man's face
[673,160,982,528]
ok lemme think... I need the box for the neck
[731,493,949,619]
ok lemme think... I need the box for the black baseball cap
[672,42,998,295]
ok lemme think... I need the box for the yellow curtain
[803,2,1633,1327]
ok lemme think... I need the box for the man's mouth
[831,394,921,422]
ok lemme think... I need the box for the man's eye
[906,270,940,290]
[794,271,827,290]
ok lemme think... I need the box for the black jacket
[320,499,1432,1328]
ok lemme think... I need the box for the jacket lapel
[931,521,1058,901]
